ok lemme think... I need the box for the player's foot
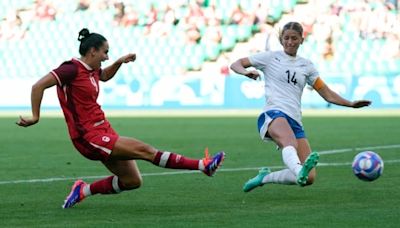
[297,152,319,186]
[62,180,86,209]
[202,148,225,177]
[243,167,271,192]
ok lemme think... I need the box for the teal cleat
[243,167,271,192]
[297,152,319,186]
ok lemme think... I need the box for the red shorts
[72,127,119,161]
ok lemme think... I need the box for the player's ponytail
[78,28,91,42]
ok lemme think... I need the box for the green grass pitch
[1,115,399,227]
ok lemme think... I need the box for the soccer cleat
[243,167,271,192]
[297,152,319,186]
[62,180,86,209]
[202,148,225,177]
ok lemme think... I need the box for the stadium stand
[0,0,399,81]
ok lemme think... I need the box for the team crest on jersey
[102,136,110,142]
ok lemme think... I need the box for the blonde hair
[279,22,304,42]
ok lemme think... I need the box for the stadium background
[0,0,399,110]
[1,1,400,227]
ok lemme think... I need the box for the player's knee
[306,171,316,185]
[306,176,315,185]
[121,176,143,190]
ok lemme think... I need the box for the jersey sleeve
[305,60,320,86]
[248,51,272,70]
[51,61,78,86]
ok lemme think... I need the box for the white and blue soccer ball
[352,151,384,181]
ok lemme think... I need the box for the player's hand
[16,116,39,127]
[245,70,260,80]
[119,53,136,64]
[352,100,372,108]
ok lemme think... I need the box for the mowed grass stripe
[1,143,397,185]
[2,108,400,117]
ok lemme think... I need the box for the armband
[313,77,325,90]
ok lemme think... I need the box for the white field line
[2,108,400,117]
[0,144,399,185]
[318,144,400,155]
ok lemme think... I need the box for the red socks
[88,151,201,196]
[152,151,200,170]
[90,176,126,195]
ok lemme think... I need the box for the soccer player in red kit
[17,28,225,209]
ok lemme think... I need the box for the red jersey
[51,58,111,139]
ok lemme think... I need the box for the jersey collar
[73,58,94,71]
[281,51,298,61]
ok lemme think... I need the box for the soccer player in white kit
[230,22,371,192]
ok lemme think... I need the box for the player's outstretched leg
[297,152,319,186]
[62,180,87,209]
[243,167,271,192]
[152,147,225,176]
[202,148,225,177]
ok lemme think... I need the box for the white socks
[282,145,302,176]
[254,146,303,185]
[198,160,205,171]
[262,169,297,185]
[260,145,302,185]
[82,184,92,197]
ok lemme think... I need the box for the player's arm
[100,53,136,81]
[230,57,260,80]
[313,77,371,108]
[17,73,58,127]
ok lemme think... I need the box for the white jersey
[249,50,319,125]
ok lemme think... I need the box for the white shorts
[257,110,306,142]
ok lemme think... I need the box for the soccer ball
[352,151,384,181]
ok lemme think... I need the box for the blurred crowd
[1,0,399,59]
[0,0,271,45]
[74,0,270,45]
[0,0,56,40]
[263,0,400,60]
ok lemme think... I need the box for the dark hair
[77,28,107,56]
[280,22,303,39]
